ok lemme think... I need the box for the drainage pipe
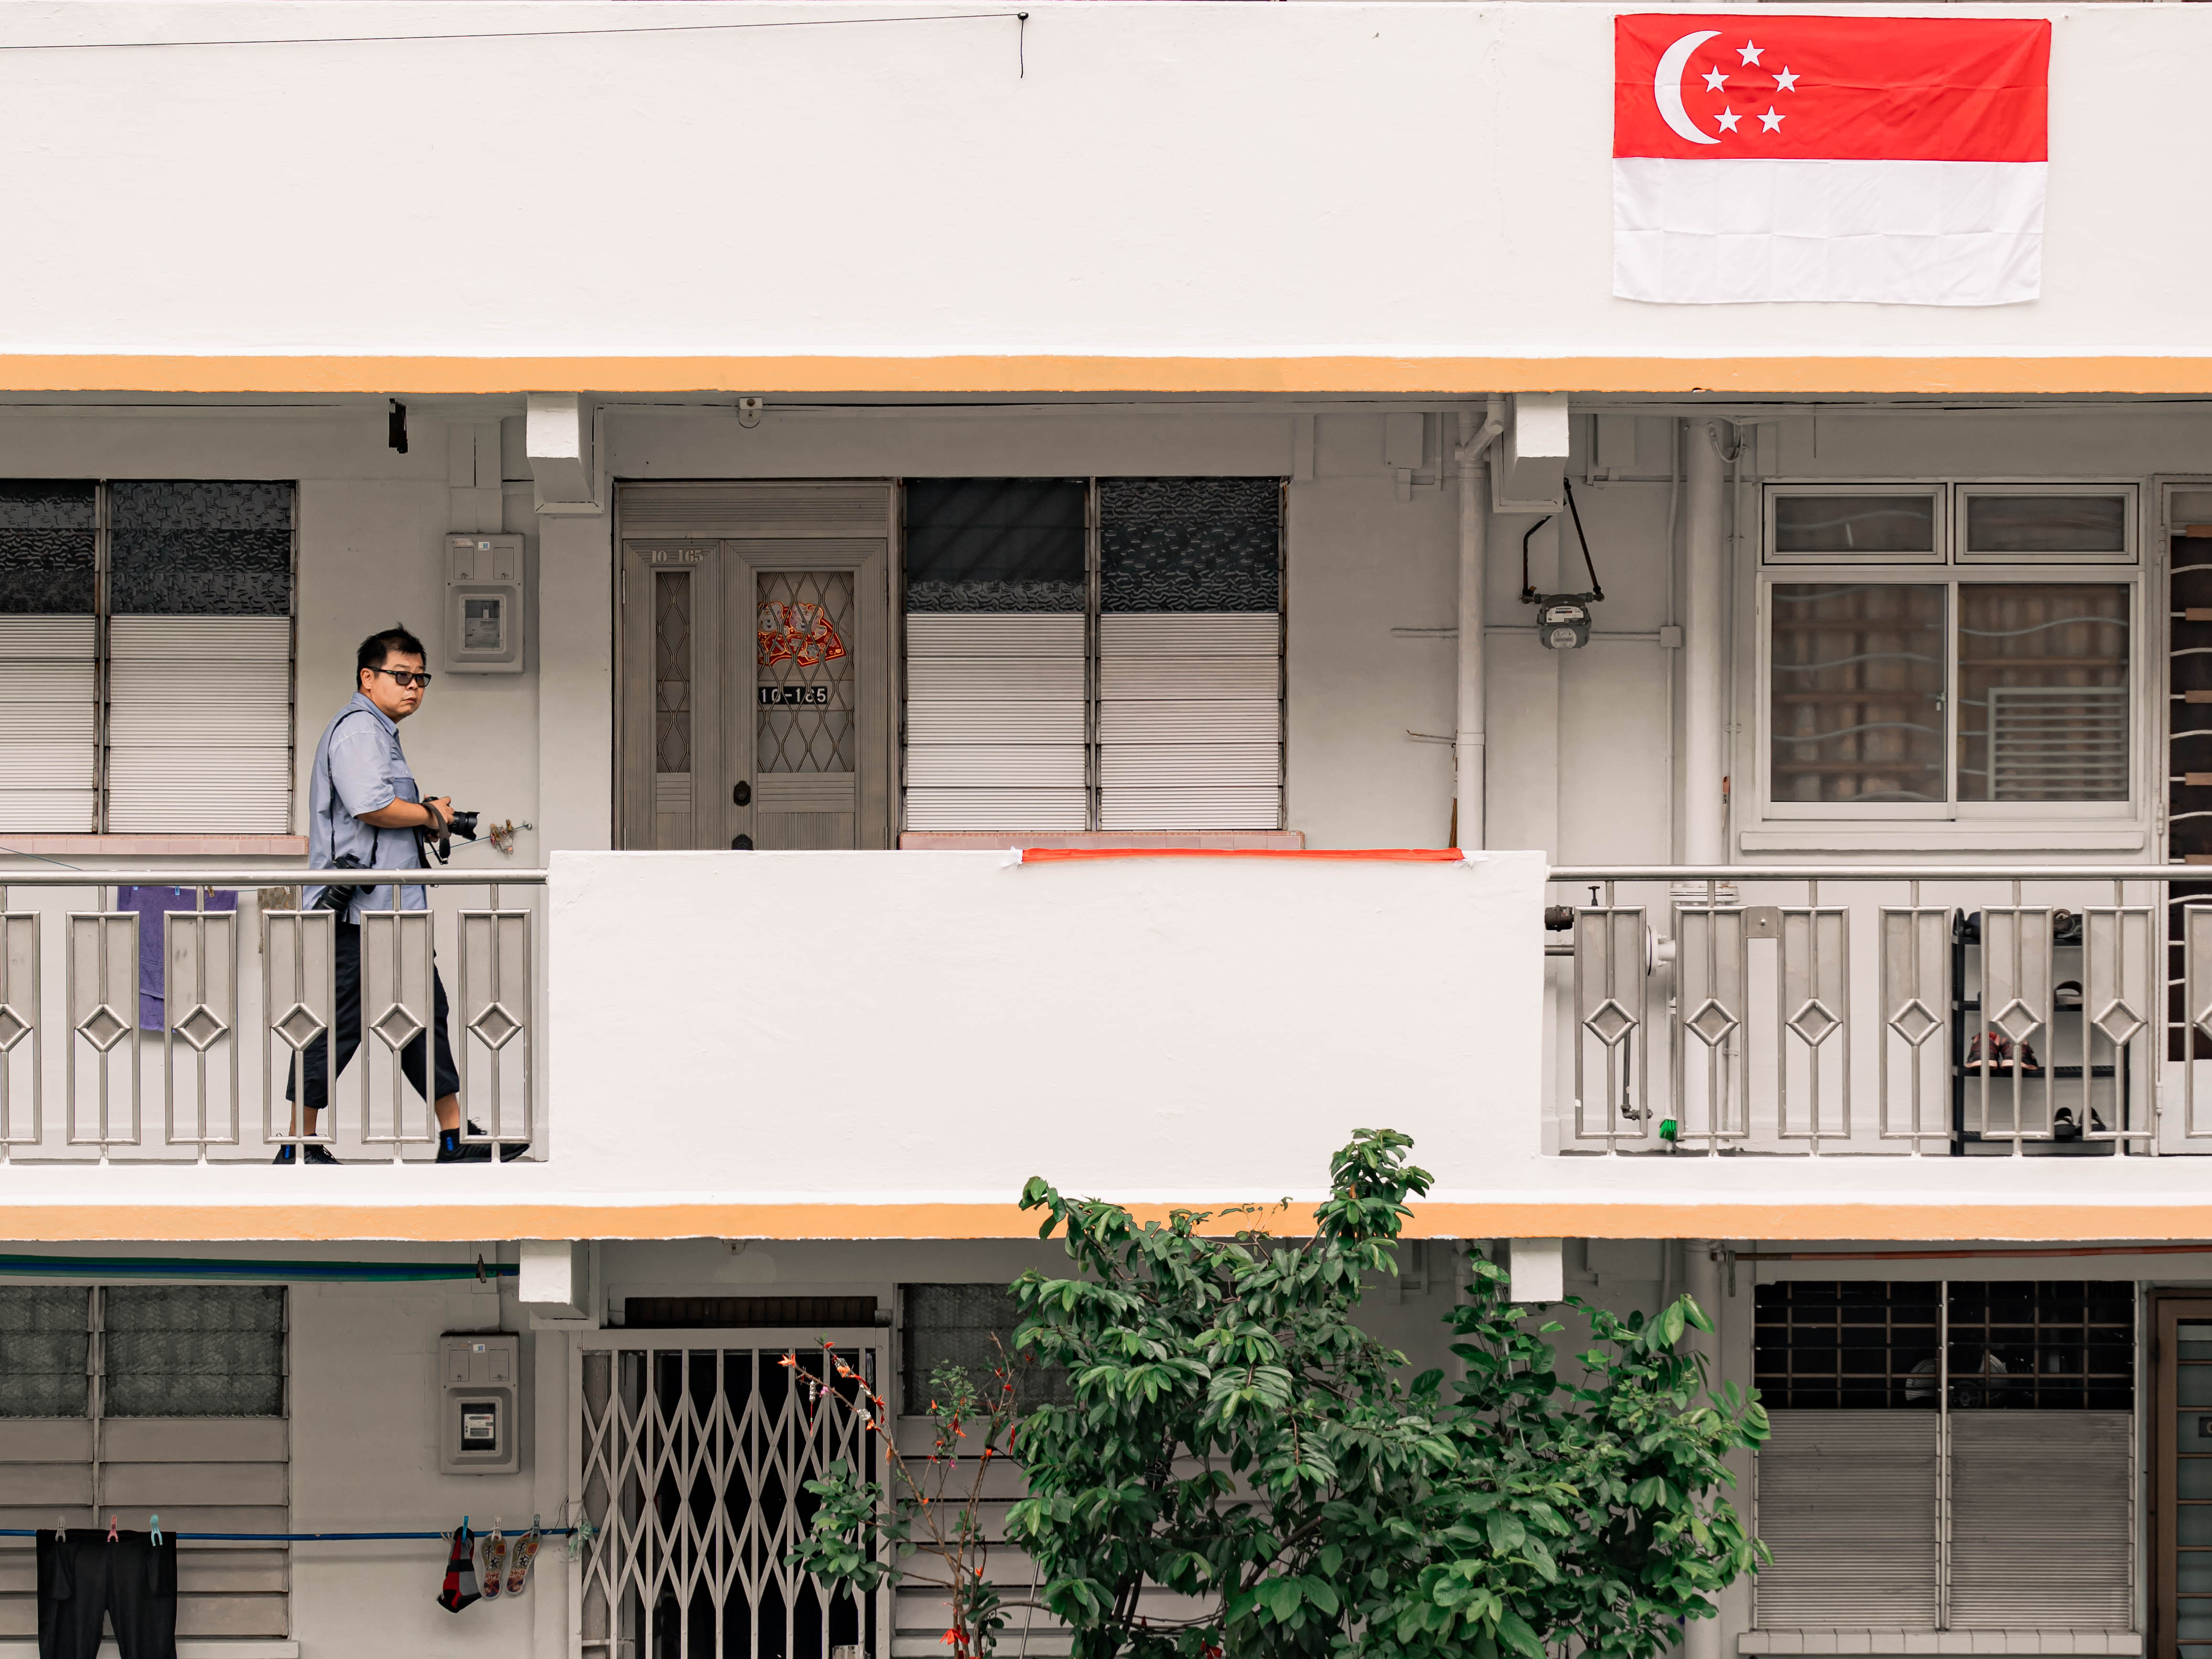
[1683,421,1730,863]
[1455,397,1507,849]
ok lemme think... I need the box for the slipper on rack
[507,1528,542,1597]
[478,1530,507,1601]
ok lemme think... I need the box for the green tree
[793,1129,1766,1659]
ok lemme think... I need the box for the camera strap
[314,706,417,918]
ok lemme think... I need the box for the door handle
[733,781,752,806]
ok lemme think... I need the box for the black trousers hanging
[37,1532,178,1659]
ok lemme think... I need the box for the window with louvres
[1752,1279,2135,1634]
[0,481,294,835]
[1098,478,1283,832]
[900,476,1285,834]
[0,1285,290,1640]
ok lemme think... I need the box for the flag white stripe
[1613,158,2046,306]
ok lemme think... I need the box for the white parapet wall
[545,847,1548,1207]
[0,0,2206,379]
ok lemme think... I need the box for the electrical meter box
[438,1333,521,1475]
[444,534,524,674]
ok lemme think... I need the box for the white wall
[0,2,2204,369]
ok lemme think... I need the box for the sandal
[478,1530,507,1601]
[507,1528,542,1597]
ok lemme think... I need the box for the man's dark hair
[357,625,427,678]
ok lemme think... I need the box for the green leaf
[1497,1610,1547,1659]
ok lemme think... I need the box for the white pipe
[1682,1239,1725,1659]
[1683,420,1729,864]
[1455,397,1506,849]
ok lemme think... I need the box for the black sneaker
[436,1123,532,1164]
[272,1144,341,1166]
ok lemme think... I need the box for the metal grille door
[577,1334,885,1659]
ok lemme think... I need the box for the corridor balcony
[7,854,2212,1243]
[1546,865,2212,1159]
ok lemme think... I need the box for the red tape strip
[1016,847,1469,864]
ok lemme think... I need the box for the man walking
[283,625,520,1164]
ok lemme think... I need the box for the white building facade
[0,4,2207,1659]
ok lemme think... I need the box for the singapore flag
[1614,14,2050,305]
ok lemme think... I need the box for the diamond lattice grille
[756,571,855,774]
[580,1343,878,1659]
[656,571,694,776]
[173,1003,229,1053]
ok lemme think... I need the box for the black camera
[418,801,478,865]
[312,854,366,913]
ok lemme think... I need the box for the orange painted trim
[15,354,2212,396]
[8,1199,2212,1242]
[1018,847,1466,864]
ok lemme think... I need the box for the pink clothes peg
[106,1515,119,1543]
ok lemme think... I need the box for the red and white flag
[1614,14,2050,306]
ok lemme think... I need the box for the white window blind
[1755,1411,1942,1628]
[0,617,97,831]
[107,617,293,833]
[0,1284,289,1639]
[0,479,295,836]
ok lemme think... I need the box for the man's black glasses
[369,666,434,689]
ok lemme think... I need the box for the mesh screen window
[1755,1279,2133,1410]
[901,1284,1071,1414]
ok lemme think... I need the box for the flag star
[1774,67,1799,92]
[1715,106,1740,133]
[1702,66,1728,91]
[1759,106,1785,132]
[1737,41,1764,65]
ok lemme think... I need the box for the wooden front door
[618,482,892,850]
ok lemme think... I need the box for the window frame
[1752,479,2146,833]
[1764,482,1947,565]
[894,475,1289,836]
[0,477,300,836]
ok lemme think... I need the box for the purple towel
[114,887,240,1031]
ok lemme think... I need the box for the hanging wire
[0,11,1027,53]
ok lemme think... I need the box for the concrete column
[535,511,614,855]
[1456,410,1493,849]
[1683,422,1729,864]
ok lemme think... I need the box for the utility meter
[1520,478,1605,652]
[439,1332,521,1475]
[445,534,524,674]
[1535,596,1594,650]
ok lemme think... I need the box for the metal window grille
[576,1333,884,1659]
[1753,1279,2135,1632]
[0,1284,290,1638]
[0,480,297,835]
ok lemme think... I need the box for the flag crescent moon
[1653,30,1722,146]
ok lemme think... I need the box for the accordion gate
[576,1333,887,1659]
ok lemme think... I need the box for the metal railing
[0,868,545,1165]
[1549,865,2212,1157]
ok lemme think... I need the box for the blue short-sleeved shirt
[303,692,427,917]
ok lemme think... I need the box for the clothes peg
[149,1515,161,1546]
[106,1515,119,1543]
